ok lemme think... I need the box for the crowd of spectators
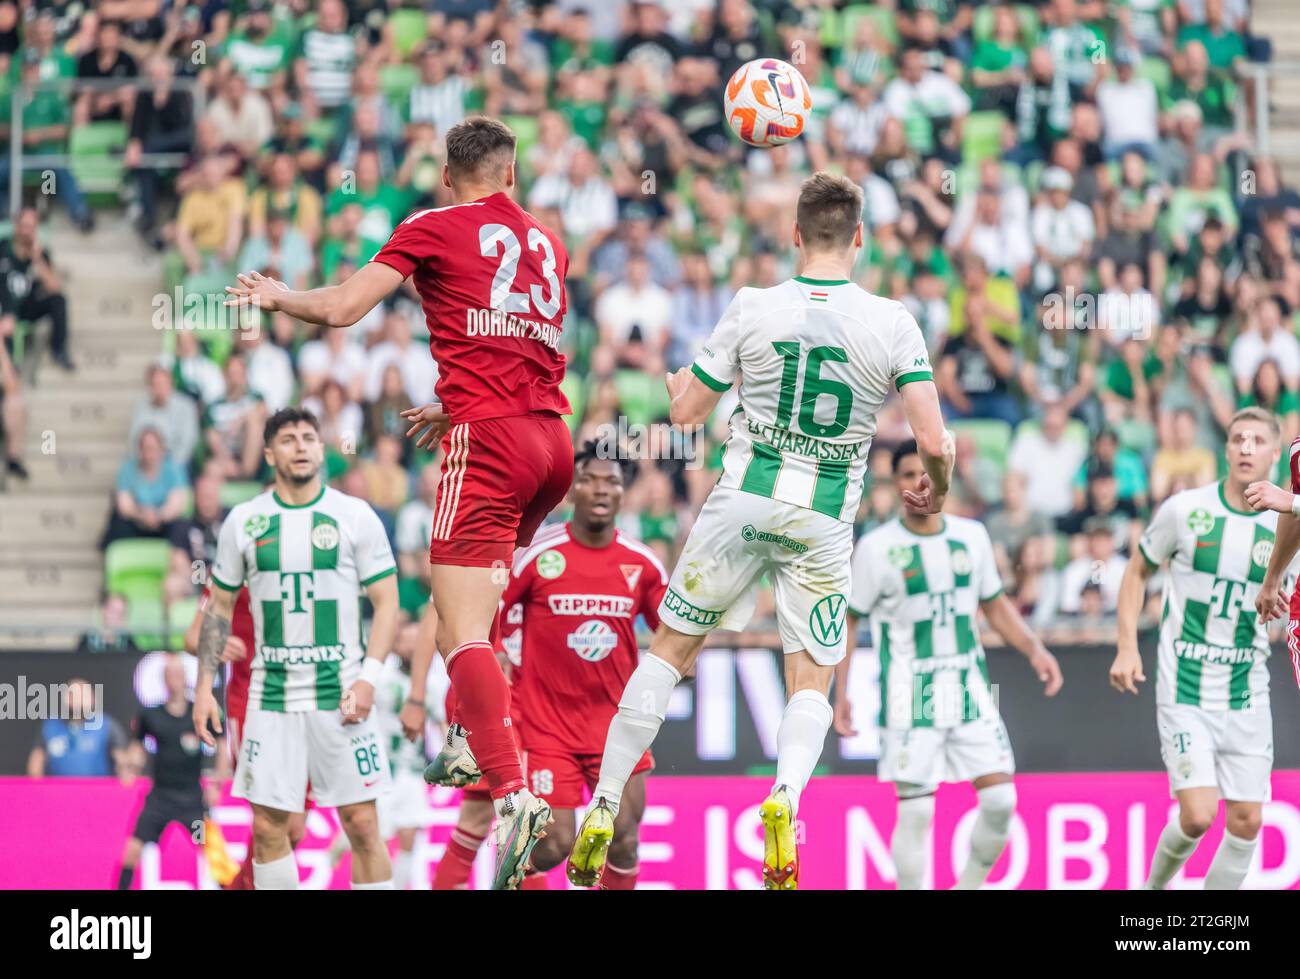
[0,0,1290,642]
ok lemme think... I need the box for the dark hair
[891,438,919,474]
[574,439,636,484]
[444,116,517,184]
[263,406,321,446]
[796,171,864,252]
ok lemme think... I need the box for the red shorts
[523,746,654,810]
[428,411,574,568]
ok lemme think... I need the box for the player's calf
[338,800,394,888]
[529,809,577,873]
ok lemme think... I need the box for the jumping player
[1113,408,1288,889]
[225,116,572,889]
[569,172,954,889]
[842,440,1062,890]
[192,407,400,889]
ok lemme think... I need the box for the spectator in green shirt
[1166,40,1234,131]
[222,0,294,96]
[971,4,1029,115]
[1166,152,1237,255]
[1176,0,1246,73]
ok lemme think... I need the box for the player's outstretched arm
[898,380,954,513]
[194,586,235,746]
[666,365,724,427]
[224,262,405,329]
[345,574,400,724]
[1110,553,1155,695]
[980,593,1062,696]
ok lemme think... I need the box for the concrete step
[0,564,102,603]
[18,449,122,489]
[0,543,98,567]
[24,392,138,431]
[0,493,111,544]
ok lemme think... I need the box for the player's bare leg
[760,649,835,891]
[571,625,704,886]
[952,773,1016,889]
[1204,800,1262,890]
[433,797,494,890]
[338,800,393,888]
[431,562,550,890]
[1144,787,1219,889]
[250,803,298,889]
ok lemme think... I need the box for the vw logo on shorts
[809,593,847,647]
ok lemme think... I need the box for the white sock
[393,849,413,890]
[954,783,1016,890]
[772,689,833,817]
[1204,832,1257,890]
[1144,819,1201,890]
[892,792,936,890]
[592,654,681,817]
[252,852,299,890]
[352,878,395,889]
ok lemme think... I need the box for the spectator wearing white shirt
[302,379,363,453]
[204,72,273,160]
[170,330,225,407]
[1098,262,1160,348]
[828,81,887,158]
[882,48,971,162]
[948,187,1033,288]
[237,329,295,413]
[527,147,618,248]
[1096,47,1159,161]
[593,255,673,375]
[1030,166,1095,292]
[297,326,367,402]
[364,310,438,405]
[1008,402,1088,518]
[1230,297,1300,393]
[1058,520,1127,614]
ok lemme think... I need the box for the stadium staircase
[1254,0,1300,184]
[0,215,164,649]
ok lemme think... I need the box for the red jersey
[370,191,571,424]
[501,522,668,755]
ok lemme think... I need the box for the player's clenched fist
[1108,648,1146,695]
[1244,480,1293,514]
[342,680,374,725]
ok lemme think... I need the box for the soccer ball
[723,58,813,147]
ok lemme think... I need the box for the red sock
[601,861,639,890]
[224,852,256,890]
[520,871,549,890]
[446,641,523,798]
[433,828,485,890]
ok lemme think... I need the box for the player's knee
[1179,805,1216,839]
[1226,805,1262,841]
[977,782,1016,832]
[251,810,290,849]
[339,805,382,850]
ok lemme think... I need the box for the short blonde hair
[1228,406,1281,440]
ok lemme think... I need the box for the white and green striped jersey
[212,486,397,712]
[374,655,424,776]
[692,277,933,523]
[849,516,1003,730]
[1139,481,1281,711]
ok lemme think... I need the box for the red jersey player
[1248,435,1300,685]
[225,118,573,889]
[505,446,667,889]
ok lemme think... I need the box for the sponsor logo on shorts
[662,588,723,627]
[809,593,847,647]
[740,524,809,554]
[536,550,566,579]
[1187,508,1214,536]
[568,619,619,662]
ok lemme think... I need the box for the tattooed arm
[193,586,236,748]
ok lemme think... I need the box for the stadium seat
[69,121,129,202]
[380,63,420,105]
[166,596,199,651]
[106,538,172,597]
[502,114,541,164]
[949,418,1013,472]
[388,8,428,59]
[614,369,670,428]
[1136,57,1172,101]
[840,4,899,49]
[961,111,1006,164]
[973,4,1040,46]
[128,597,168,652]
[219,480,264,508]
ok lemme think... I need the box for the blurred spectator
[1058,519,1127,614]
[359,433,410,515]
[1008,402,1088,518]
[1057,461,1141,548]
[237,328,294,413]
[364,311,436,406]
[27,679,129,777]
[882,47,971,163]
[396,462,439,586]
[938,256,1022,425]
[129,364,199,465]
[205,70,273,160]
[1230,297,1300,393]
[1096,46,1158,160]
[249,152,323,246]
[238,208,314,291]
[594,255,672,376]
[669,249,731,370]
[77,595,141,654]
[164,472,226,603]
[303,377,363,452]
[299,325,367,401]
[203,354,267,481]
[102,426,188,547]
[174,155,246,280]
[1150,406,1217,501]
[169,330,224,407]
[126,56,194,238]
[293,0,357,115]
[1031,166,1095,291]
[0,328,27,480]
[986,470,1054,566]
[74,19,138,126]
[0,207,75,369]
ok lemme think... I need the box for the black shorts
[132,792,205,845]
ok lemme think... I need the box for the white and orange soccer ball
[723,57,813,147]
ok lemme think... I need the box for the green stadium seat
[613,369,670,428]
[961,111,1006,164]
[560,372,586,433]
[501,114,540,163]
[1136,57,1172,101]
[219,480,264,508]
[69,121,128,201]
[841,4,899,49]
[973,4,1040,46]
[106,538,172,600]
[129,597,168,652]
[166,596,199,651]
[949,418,1013,472]
[388,8,428,60]
[380,62,420,105]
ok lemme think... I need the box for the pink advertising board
[2,773,1299,889]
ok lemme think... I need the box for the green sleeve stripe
[361,567,398,587]
[691,362,731,392]
[981,587,1005,603]
[894,369,934,390]
[211,573,242,592]
[1137,540,1160,570]
[847,605,870,620]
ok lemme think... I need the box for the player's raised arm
[898,380,953,512]
[224,261,405,329]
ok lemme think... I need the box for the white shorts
[378,769,435,838]
[878,714,1016,791]
[1157,702,1274,802]
[232,707,391,813]
[658,487,853,666]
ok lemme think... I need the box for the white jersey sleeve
[1139,497,1179,567]
[848,532,886,615]
[889,305,934,390]
[974,523,1004,601]
[355,502,398,586]
[691,289,745,391]
[212,509,246,592]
